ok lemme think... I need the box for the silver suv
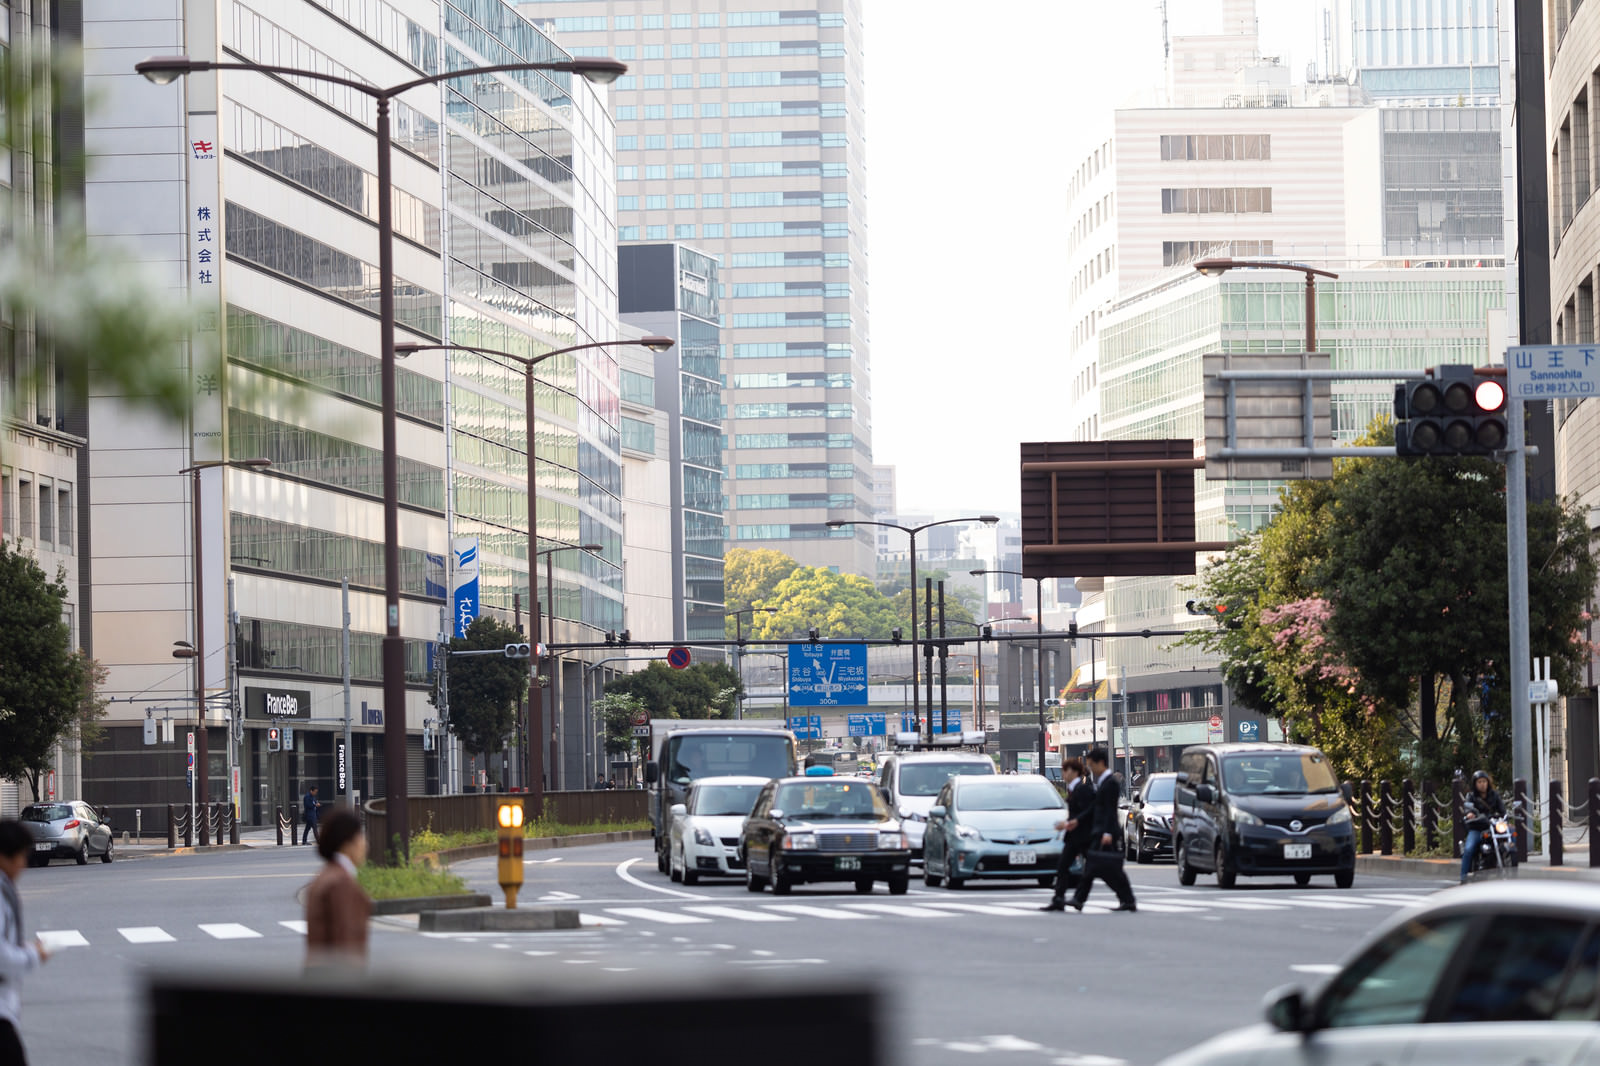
[876,751,995,859]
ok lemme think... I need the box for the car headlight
[782,832,817,850]
[954,824,981,840]
[878,831,907,849]
[1230,805,1264,827]
[1325,805,1351,826]
[693,827,716,846]
[899,808,925,822]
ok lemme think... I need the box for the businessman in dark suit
[1041,756,1095,911]
[1069,748,1137,912]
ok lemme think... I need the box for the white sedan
[668,775,770,885]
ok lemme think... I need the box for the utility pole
[342,578,353,808]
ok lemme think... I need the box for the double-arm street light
[971,568,1053,773]
[176,457,270,844]
[825,515,999,742]
[729,606,779,720]
[397,338,671,809]
[138,51,628,860]
[1192,258,1340,352]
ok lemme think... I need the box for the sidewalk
[117,825,299,858]
[1356,849,1600,882]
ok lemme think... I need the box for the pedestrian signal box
[267,727,281,752]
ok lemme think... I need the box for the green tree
[604,661,742,720]
[593,691,647,756]
[749,567,900,640]
[0,543,94,799]
[724,547,801,634]
[431,616,528,758]
[888,586,978,635]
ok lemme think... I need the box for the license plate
[1284,843,1313,860]
[1008,849,1038,865]
[834,856,861,871]
[33,842,51,851]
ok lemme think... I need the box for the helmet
[1472,770,1491,784]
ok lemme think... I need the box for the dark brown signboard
[1019,440,1228,578]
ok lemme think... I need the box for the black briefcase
[1085,842,1125,874]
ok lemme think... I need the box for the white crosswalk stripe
[604,907,713,925]
[760,903,876,920]
[684,905,795,923]
[38,930,88,949]
[915,901,1034,917]
[841,902,956,918]
[279,920,308,935]
[199,923,262,939]
[118,927,176,944]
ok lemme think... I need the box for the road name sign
[1508,345,1600,399]
[787,643,868,707]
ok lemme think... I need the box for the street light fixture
[729,606,779,720]
[397,338,668,806]
[825,515,999,741]
[176,457,270,844]
[139,51,630,862]
[1191,258,1340,352]
[971,567,1054,775]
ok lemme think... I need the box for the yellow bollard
[497,802,525,909]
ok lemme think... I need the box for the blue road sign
[929,709,963,734]
[787,643,868,707]
[900,711,919,733]
[786,714,823,740]
[1237,720,1261,742]
[847,712,887,737]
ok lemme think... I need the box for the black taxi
[740,772,911,895]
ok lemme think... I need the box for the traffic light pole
[1506,396,1534,803]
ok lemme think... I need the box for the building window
[1159,134,1271,160]
[674,194,694,209]
[618,196,638,210]
[676,225,695,239]
[642,45,664,59]
[671,43,691,59]
[1160,187,1273,214]
[672,74,692,89]
[700,43,720,57]
[619,226,640,241]
[1162,239,1273,266]
[646,225,668,239]
[644,135,666,150]
[645,165,666,179]
[643,105,665,119]
[617,165,638,180]
[699,12,720,26]
[702,163,723,178]
[702,224,724,238]
[673,134,694,149]
[700,73,720,87]
[0,469,11,539]
[701,133,721,148]
[37,482,52,545]
[17,476,32,539]
[674,164,695,179]
[672,103,693,119]
[646,195,667,209]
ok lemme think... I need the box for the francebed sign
[245,687,312,721]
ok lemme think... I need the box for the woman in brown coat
[303,809,371,967]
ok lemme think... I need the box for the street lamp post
[826,515,999,742]
[971,568,1052,773]
[176,457,270,843]
[395,339,670,809]
[730,606,779,719]
[1192,258,1340,352]
[536,541,602,794]
[138,52,628,862]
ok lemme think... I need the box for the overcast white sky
[865,0,1320,516]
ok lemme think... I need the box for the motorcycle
[1463,797,1520,877]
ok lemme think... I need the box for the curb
[1355,853,1600,881]
[116,843,261,861]
[417,906,580,932]
[370,893,492,916]
[421,829,652,868]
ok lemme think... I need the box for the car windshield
[773,780,892,820]
[899,761,994,797]
[691,784,764,817]
[1143,777,1175,803]
[668,734,793,784]
[1221,753,1339,795]
[957,781,1064,812]
[21,804,71,822]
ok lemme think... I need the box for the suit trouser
[1072,845,1136,907]
[0,1019,29,1066]
[1050,837,1090,899]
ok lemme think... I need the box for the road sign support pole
[1507,393,1534,813]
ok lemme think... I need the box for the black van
[1172,743,1356,889]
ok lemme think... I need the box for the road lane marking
[1291,963,1342,974]
[841,903,955,918]
[1285,896,1377,909]
[38,930,87,949]
[729,958,828,965]
[604,907,713,925]
[1177,899,1290,911]
[615,857,709,900]
[684,905,794,922]
[761,904,875,920]
[915,902,1033,916]
[199,923,262,939]
[118,927,175,944]
[579,913,628,927]
[279,921,308,935]
[527,857,564,864]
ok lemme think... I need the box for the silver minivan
[877,750,996,859]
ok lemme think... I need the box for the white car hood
[897,794,939,816]
[679,814,748,838]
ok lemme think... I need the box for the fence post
[1451,773,1465,859]
[275,806,284,847]
[1421,778,1436,851]
[1379,780,1394,856]
[1401,779,1416,854]
[1551,779,1565,866]
[167,804,177,849]
[1359,780,1373,854]
[1589,779,1600,868]
[1514,778,1530,862]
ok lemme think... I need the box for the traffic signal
[1186,600,1240,629]
[1394,365,1508,457]
[619,629,631,646]
[605,630,617,645]
[981,624,993,640]
[891,627,903,644]
[504,642,532,659]
[267,727,281,752]
[807,628,820,642]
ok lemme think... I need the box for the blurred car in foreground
[667,775,768,884]
[922,773,1065,888]
[21,801,114,865]
[1159,881,1600,1066]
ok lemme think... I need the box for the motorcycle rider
[1460,769,1506,884]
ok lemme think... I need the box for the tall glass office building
[517,0,875,576]
[80,0,624,821]
[1351,0,1500,103]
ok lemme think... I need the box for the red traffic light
[1474,378,1506,412]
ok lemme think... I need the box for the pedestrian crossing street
[37,920,306,949]
[571,889,1437,928]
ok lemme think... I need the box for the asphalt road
[9,841,1456,1066]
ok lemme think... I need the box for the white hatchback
[1160,881,1600,1066]
[668,775,770,884]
